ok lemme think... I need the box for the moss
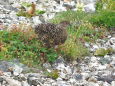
[94,48,107,56]
[94,48,114,56]
[47,70,59,79]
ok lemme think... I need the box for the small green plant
[59,37,89,60]
[35,10,45,15]
[40,48,58,63]
[46,69,59,79]
[94,48,114,56]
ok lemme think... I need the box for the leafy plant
[40,48,58,63]
[59,37,89,60]
[35,10,45,15]
[0,24,58,67]
[45,69,59,79]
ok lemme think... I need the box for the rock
[32,16,42,25]
[87,76,97,83]
[90,44,99,52]
[106,37,115,52]
[57,80,71,86]
[82,0,97,4]
[63,4,75,10]
[74,74,83,80]
[27,76,43,86]
[2,76,22,86]
[69,78,76,84]
[85,42,90,48]
[103,81,111,86]
[59,72,68,80]
[97,75,115,84]
[13,65,23,76]
[111,81,115,86]
[99,57,111,65]
[3,5,18,12]
[42,62,51,69]
[87,82,99,86]
[0,0,9,5]
[55,56,64,65]
[54,0,60,4]
[0,77,4,85]
[13,74,26,81]
[21,81,30,86]
[84,3,96,12]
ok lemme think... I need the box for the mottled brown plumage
[27,2,36,15]
[34,21,70,48]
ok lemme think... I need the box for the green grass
[89,10,115,29]
[49,10,89,24]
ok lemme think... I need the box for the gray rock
[13,74,26,81]
[27,75,43,86]
[74,74,83,80]
[97,75,115,84]
[84,3,96,12]
[63,4,75,10]
[86,82,99,86]
[42,62,51,69]
[0,77,4,85]
[3,5,18,12]
[102,82,111,86]
[21,81,30,86]
[1,76,22,86]
[55,56,65,64]
[99,57,111,65]
[106,37,115,51]
[111,81,115,86]
[0,0,9,5]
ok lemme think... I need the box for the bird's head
[59,21,70,28]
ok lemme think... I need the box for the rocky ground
[0,0,115,86]
[0,0,96,27]
[0,37,114,86]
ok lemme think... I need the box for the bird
[16,2,36,17]
[27,2,36,15]
[34,21,70,48]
